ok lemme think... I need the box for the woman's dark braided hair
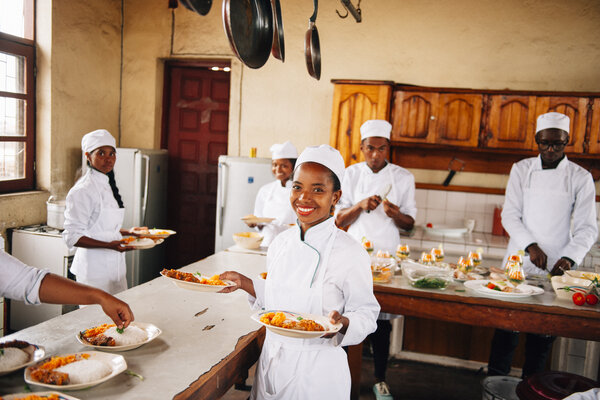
[87,158,124,209]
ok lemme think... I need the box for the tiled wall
[414,189,505,234]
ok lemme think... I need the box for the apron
[252,228,351,399]
[503,163,573,276]
[70,178,127,295]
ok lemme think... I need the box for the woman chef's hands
[98,291,135,329]
[321,310,349,338]
[218,271,256,298]
[526,243,573,276]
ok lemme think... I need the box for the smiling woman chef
[221,145,379,399]
[62,129,134,294]
[244,141,298,246]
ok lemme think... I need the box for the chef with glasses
[487,111,598,378]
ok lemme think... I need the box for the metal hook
[336,7,349,19]
[338,0,362,22]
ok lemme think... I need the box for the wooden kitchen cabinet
[534,96,588,153]
[586,98,600,154]
[391,91,481,147]
[484,95,537,149]
[329,80,393,166]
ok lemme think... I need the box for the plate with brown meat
[160,268,236,292]
[251,310,343,339]
[76,322,162,351]
[0,340,46,376]
[0,391,80,400]
[24,351,126,391]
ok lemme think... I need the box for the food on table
[260,272,267,280]
[259,312,325,332]
[572,292,586,306]
[80,323,147,347]
[413,277,450,289]
[361,237,374,254]
[0,340,31,373]
[457,256,474,273]
[396,244,410,260]
[29,353,110,385]
[374,250,392,258]
[426,222,433,228]
[0,394,61,400]
[420,252,435,266]
[507,251,524,269]
[485,280,519,293]
[453,269,484,281]
[468,248,483,266]
[506,261,526,283]
[431,246,444,262]
[161,269,228,285]
[586,293,598,305]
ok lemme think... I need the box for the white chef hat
[81,129,116,154]
[536,112,570,134]
[295,145,345,185]
[270,141,298,160]
[360,119,392,141]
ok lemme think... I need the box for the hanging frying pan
[304,0,321,80]
[187,0,213,15]
[270,0,284,61]
[223,0,274,69]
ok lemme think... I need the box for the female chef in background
[244,141,298,246]
[222,145,380,399]
[63,129,133,294]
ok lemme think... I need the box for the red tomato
[487,283,496,290]
[572,292,586,306]
[586,293,598,305]
[426,223,433,228]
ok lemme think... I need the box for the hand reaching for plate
[321,310,348,338]
[218,271,256,297]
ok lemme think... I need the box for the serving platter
[76,322,162,352]
[251,310,342,339]
[24,351,127,391]
[0,343,45,376]
[160,270,236,292]
[464,280,545,299]
[1,392,80,400]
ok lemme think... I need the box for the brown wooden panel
[485,95,537,149]
[534,96,588,153]
[391,91,439,143]
[436,93,482,147]
[590,99,600,154]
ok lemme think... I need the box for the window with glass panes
[0,0,34,192]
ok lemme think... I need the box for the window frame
[0,19,36,192]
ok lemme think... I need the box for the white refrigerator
[84,148,169,287]
[214,156,273,252]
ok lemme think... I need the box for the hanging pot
[304,0,321,80]
[186,0,213,15]
[270,0,284,61]
[222,0,273,69]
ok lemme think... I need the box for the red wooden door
[163,65,230,267]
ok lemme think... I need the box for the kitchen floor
[222,356,485,400]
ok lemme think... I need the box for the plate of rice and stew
[0,392,80,400]
[251,310,343,339]
[0,340,46,377]
[160,268,236,292]
[76,322,162,351]
[24,351,127,391]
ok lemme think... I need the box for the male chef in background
[487,111,598,377]
[336,119,416,400]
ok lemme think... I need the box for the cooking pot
[47,196,66,230]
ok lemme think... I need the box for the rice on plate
[0,347,30,372]
[54,359,111,384]
[103,325,147,346]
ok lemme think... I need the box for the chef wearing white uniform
[246,141,298,246]
[221,145,380,400]
[63,129,133,295]
[0,251,134,327]
[488,112,598,378]
[336,119,416,399]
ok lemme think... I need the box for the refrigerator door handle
[218,161,229,236]
[141,154,150,226]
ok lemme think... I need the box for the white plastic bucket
[482,376,521,400]
[47,198,66,229]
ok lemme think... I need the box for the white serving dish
[251,310,342,339]
[232,232,264,249]
[76,322,162,352]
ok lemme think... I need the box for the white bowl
[233,232,264,249]
[551,275,592,300]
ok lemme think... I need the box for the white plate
[24,351,127,391]
[241,216,275,224]
[424,224,468,237]
[464,280,545,299]
[122,238,163,250]
[160,271,236,292]
[75,322,162,352]
[0,343,45,376]
[2,392,80,400]
[251,310,342,339]
[139,229,176,239]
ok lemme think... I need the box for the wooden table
[348,276,600,399]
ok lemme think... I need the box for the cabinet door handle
[430,115,436,120]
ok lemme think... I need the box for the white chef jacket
[253,180,296,246]
[249,217,379,399]
[502,156,598,276]
[0,251,48,305]
[63,168,127,294]
[337,162,417,253]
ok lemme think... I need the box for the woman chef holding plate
[221,145,380,399]
[63,129,134,294]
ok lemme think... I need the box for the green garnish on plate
[116,327,124,334]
